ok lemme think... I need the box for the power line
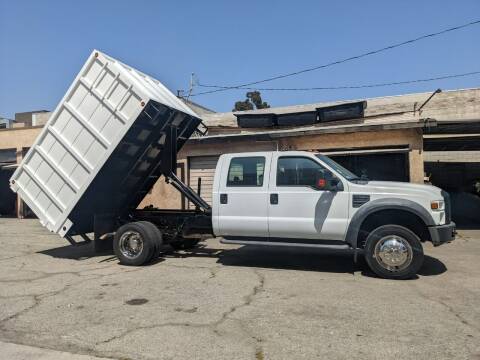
[196,70,480,92]
[191,19,480,96]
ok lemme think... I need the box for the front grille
[442,190,452,223]
[353,194,370,208]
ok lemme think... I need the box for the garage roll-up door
[324,148,410,182]
[188,156,219,208]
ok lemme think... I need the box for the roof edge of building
[207,87,480,118]
[188,118,434,143]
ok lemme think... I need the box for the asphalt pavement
[0,219,479,359]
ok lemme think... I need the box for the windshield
[315,154,360,181]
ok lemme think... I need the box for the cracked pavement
[0,219,479,359]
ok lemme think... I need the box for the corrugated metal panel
[424,150,480,163]
[189,156,219,208]
[10,50,201,237]
[321,147,409,156]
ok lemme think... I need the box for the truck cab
[212,151,456,279]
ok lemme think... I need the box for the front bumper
[429,222,456,246]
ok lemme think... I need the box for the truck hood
[350,180,444,200]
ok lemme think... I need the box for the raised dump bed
[10,50,206,239]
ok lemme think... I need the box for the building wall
[0,126,43,217]
[14,111,51,127]
[0,126,43,149]
[0,123,424,215]
[32,112,51,126]
[139,161,187,209]
[143,128,424,209]
[184,128,424,183]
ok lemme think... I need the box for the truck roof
[220,150,317,158]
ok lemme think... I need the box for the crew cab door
[215,153,271,237]
[268,154,349,240]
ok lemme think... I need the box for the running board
[221,238,351,250]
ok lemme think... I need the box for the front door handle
[270,193,278,205]
[220,193,228,204]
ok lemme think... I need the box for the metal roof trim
[188,118,434,143]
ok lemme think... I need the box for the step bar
[221,238,352,250]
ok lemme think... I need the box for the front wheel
[364,225,424,280]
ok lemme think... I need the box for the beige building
[141,88,480,227]
[1,89,480,225]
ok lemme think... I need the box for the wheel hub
[374,235,413,272]
[119,231,144,259]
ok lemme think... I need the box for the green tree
[233,99,254,112]
[233,91,270,111]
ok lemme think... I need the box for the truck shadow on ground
[167,244,447,279]
[38,243,447,279]
[38,243,113,261]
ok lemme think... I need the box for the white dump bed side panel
[10,50,197,237]
[105,53,198,118]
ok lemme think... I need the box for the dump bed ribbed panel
[10,50,201,237]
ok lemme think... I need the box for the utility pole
[186,73,195,100]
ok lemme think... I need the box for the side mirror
[329,177,344,192]
[313,177,343,191]
[316,178,327,189]
[313,170,343,191]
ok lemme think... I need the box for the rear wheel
[114,222,162,266]
[136,221,163,260]
[364,225,424,280]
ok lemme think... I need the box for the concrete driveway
[0,219,479,359]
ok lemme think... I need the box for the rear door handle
[220,193,228,204]
[270,193,278,205]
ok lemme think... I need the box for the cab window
[277,157,333,187]
[227,156,265,187]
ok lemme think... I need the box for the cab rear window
[227,157,265,187]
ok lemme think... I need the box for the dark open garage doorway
[330,151,409,182]
[0,149,17,217]
[0,167,16,217]
[425,162,480,228]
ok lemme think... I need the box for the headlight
[431,200,445,211]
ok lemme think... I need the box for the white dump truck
[10,50,456,279]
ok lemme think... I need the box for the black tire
[113,222,161,266]
[136,221,163,260]
[170,238,200,250]
[364,225,424,280]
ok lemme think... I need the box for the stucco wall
[0,126,43,151]
[139,161,187,210]
[0,127,43,217]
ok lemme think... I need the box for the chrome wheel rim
[374,235,413,272]
[119,231,144,259]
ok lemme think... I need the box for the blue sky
[0,0,479,118]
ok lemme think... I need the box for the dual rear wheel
[113,221,200,266]
[113,221,163,266]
